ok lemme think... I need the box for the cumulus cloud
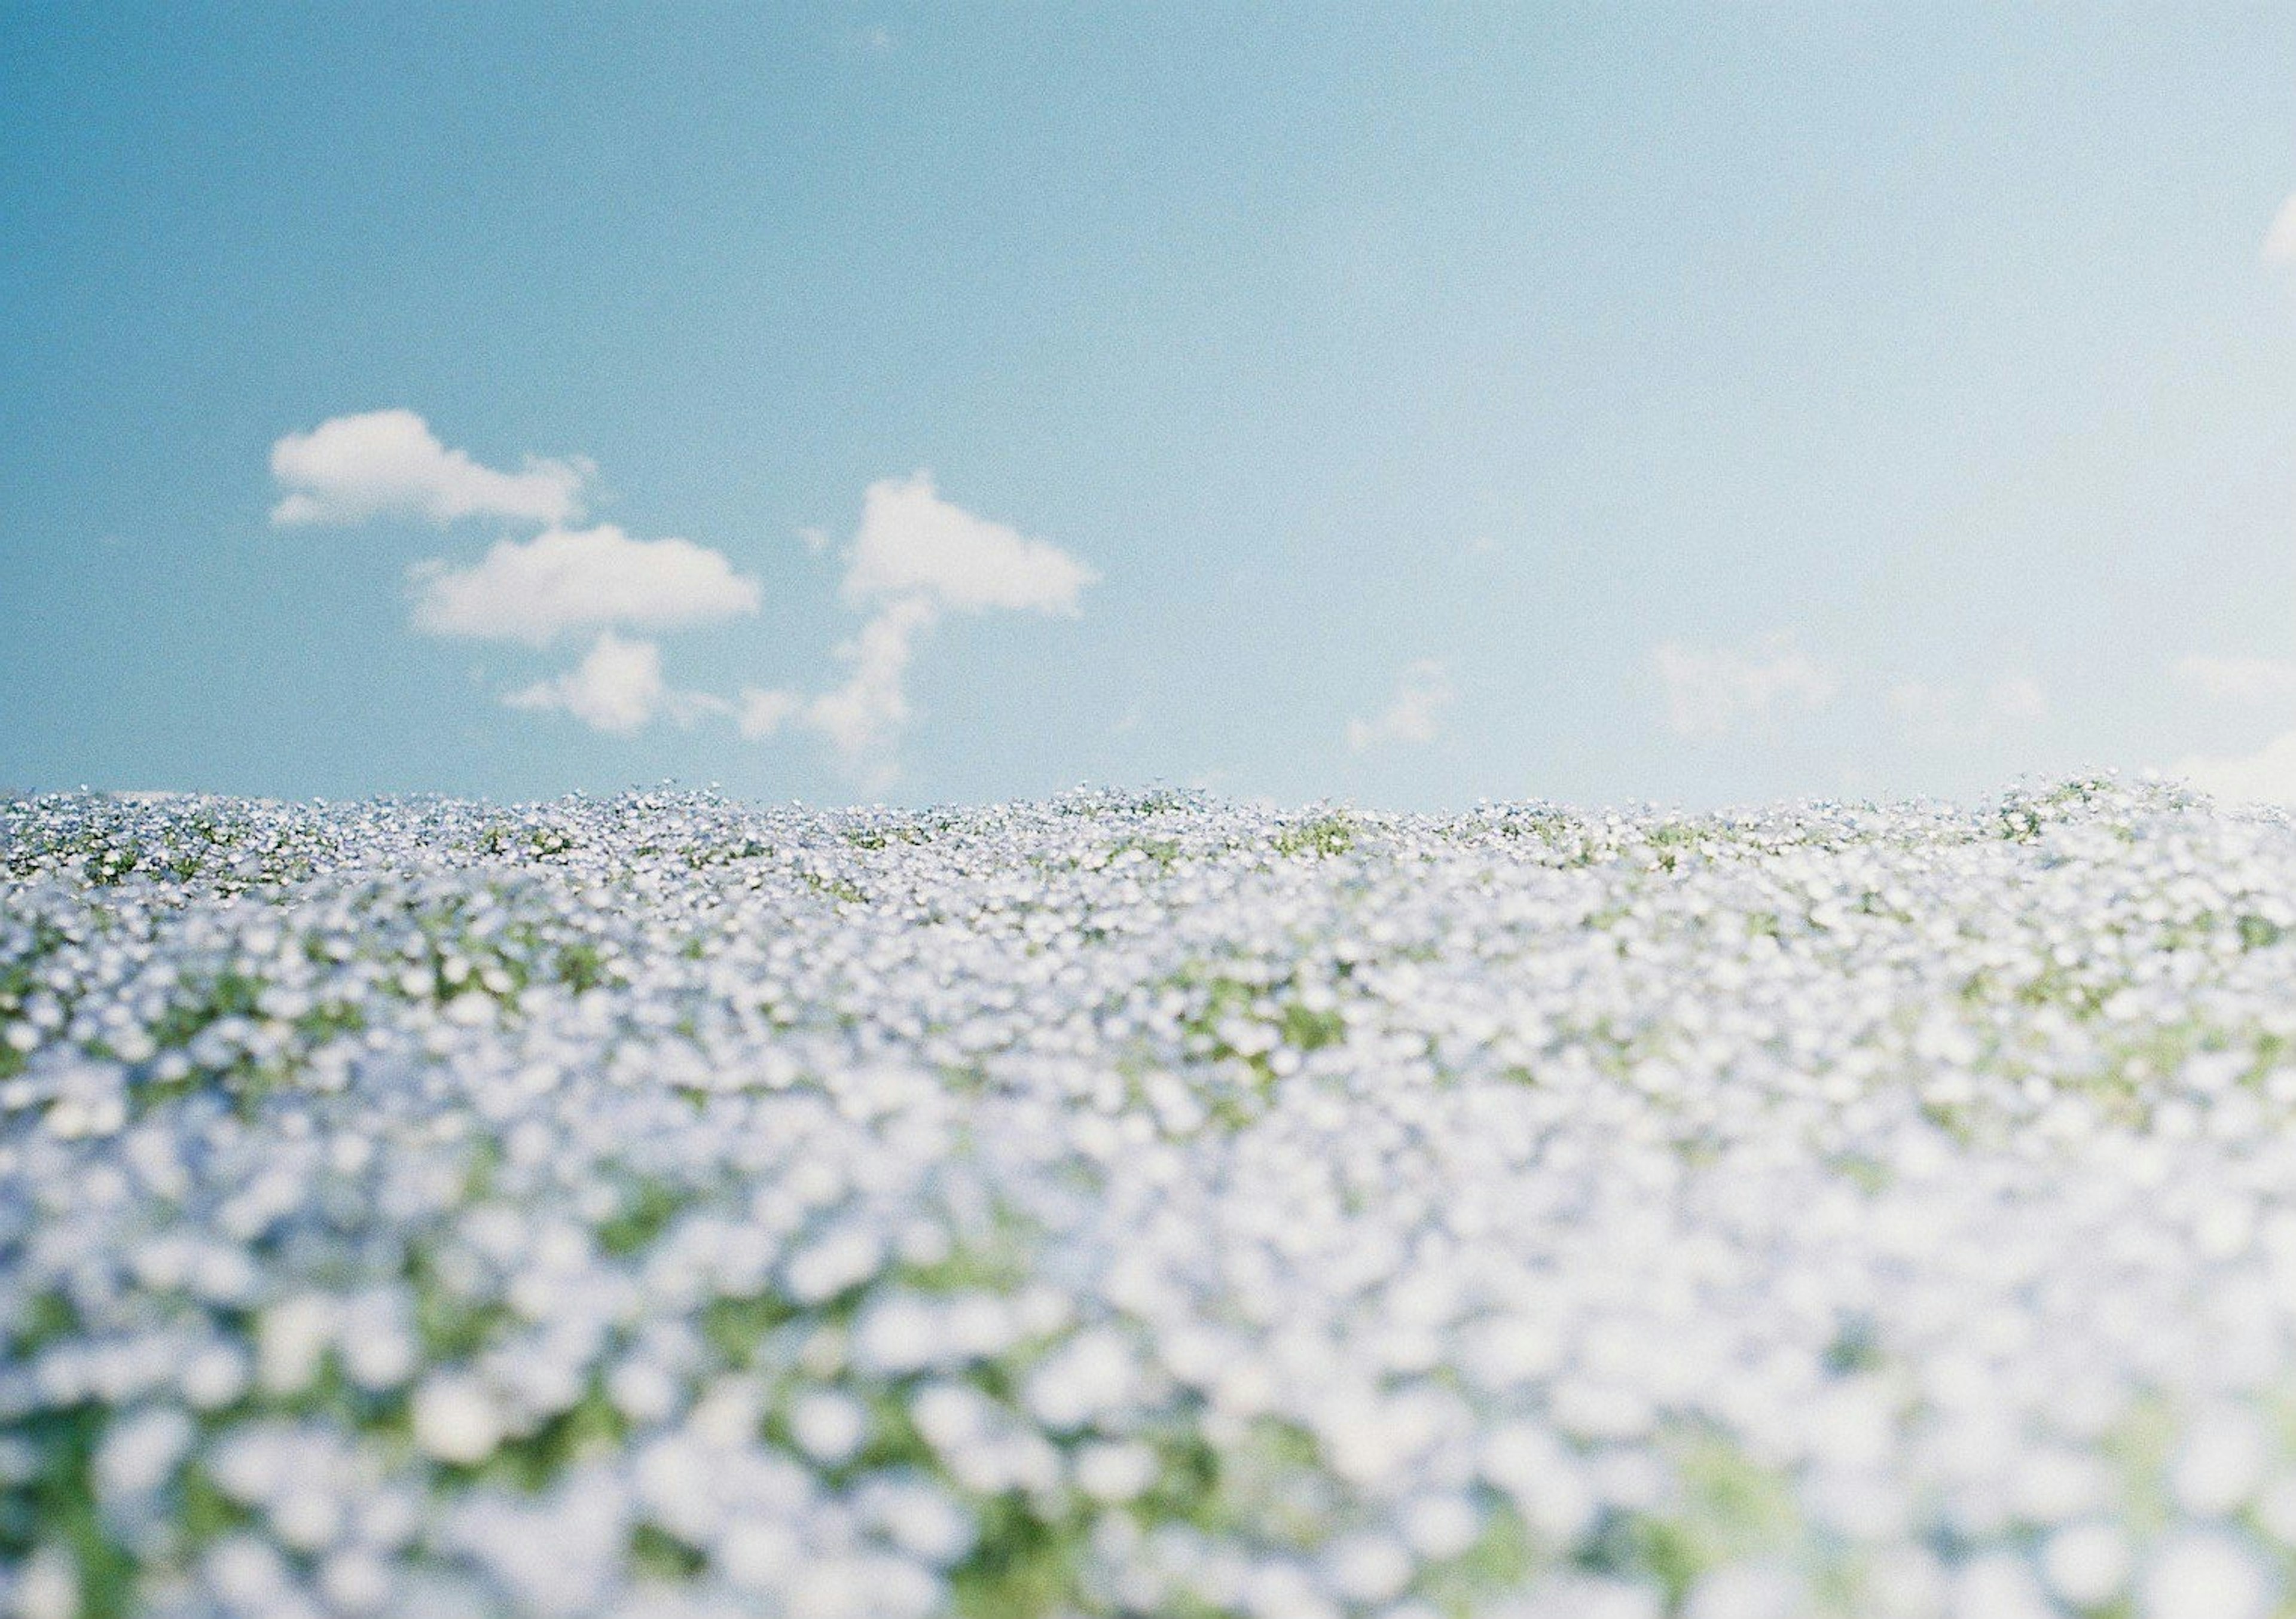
[270,410,590,528]
[747,478,1093,781]
[2267,191,2296,267]
[1347,660,1455,753]
[264,416,1092,759]
[411,524,762,647]
[2175,731,2296,807]
[504,634,685,735]
[2173,655,2296,704]
[1652,637,1837,740]
[843,473,1094,615]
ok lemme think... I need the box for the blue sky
[4,4,2294,810]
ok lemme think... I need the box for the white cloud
[265,414,1098,769]
[741,597,939,787]
[744,477,1095,781]
[1347,659,1455,753]
[411,524,761,647]
[843,473,1094,615]
[2267,191,2296,267]
[737,687,804,739]
[2175,730,2296,807]
[2173,655,2296,704]
[270,410,590,528]
[503,633,715,735]
[1653,637,1836,740]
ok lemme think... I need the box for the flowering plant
[4,777,2292,1618]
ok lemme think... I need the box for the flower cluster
[7,776,2296,1618]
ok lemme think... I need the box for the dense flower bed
[6,778,2296,1618]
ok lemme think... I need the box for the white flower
[719,1516,803,1590]
[93,1405,193,1498]
[20,777,2296,1614]
[787,1227,886,1305]
[1397,1495,1480,1561]
[257,1293,337,1397]
[2170,1407,2269,1517]
[853,1294,944,1376]
[13,1545,80,1619]
[2041,1521,2131,1608]
[203,1534,292,1606]
[789,1389,869,1464]
[1324,1534,1412,1603]
[2140,1532,2275,1619]
[1684,1564,1804,1619]
[1948,1556,2053,1619]
[1074,1440,1159,1504]
[861,1477,976,1565]
[1022,1328,1136,1431]
[412,1376,503,1465]
[319,1549,394,1613]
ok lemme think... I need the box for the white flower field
[10,777,2296,1618]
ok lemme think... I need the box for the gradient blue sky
[4,4,2294,810]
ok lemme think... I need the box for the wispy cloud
[411,524,761,647]
[2172,655,2296,704]
[2176,730,2296,807]
[1347,659,1455,753]
[741,597,936,782]
[746,475,1094,783]
[270,409,590,529]
[2167,646,2296,806]
[1651,637,1836,740]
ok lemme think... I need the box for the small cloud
[748,476,1095,782]
[2267,190,2296,267]
[737,687,804,740]
[843,472,1094,616]
[1651,636,1836,740]
[270,409,590,528]
[2176,729,2296,807]
[411,524,761,647]
[2172,654,2296,704]
[267,411,1100,771]
[505,633,723,735]
[1347,659,1456,753]
[740,597,938,788]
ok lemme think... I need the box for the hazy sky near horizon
[4,4,2295,810]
